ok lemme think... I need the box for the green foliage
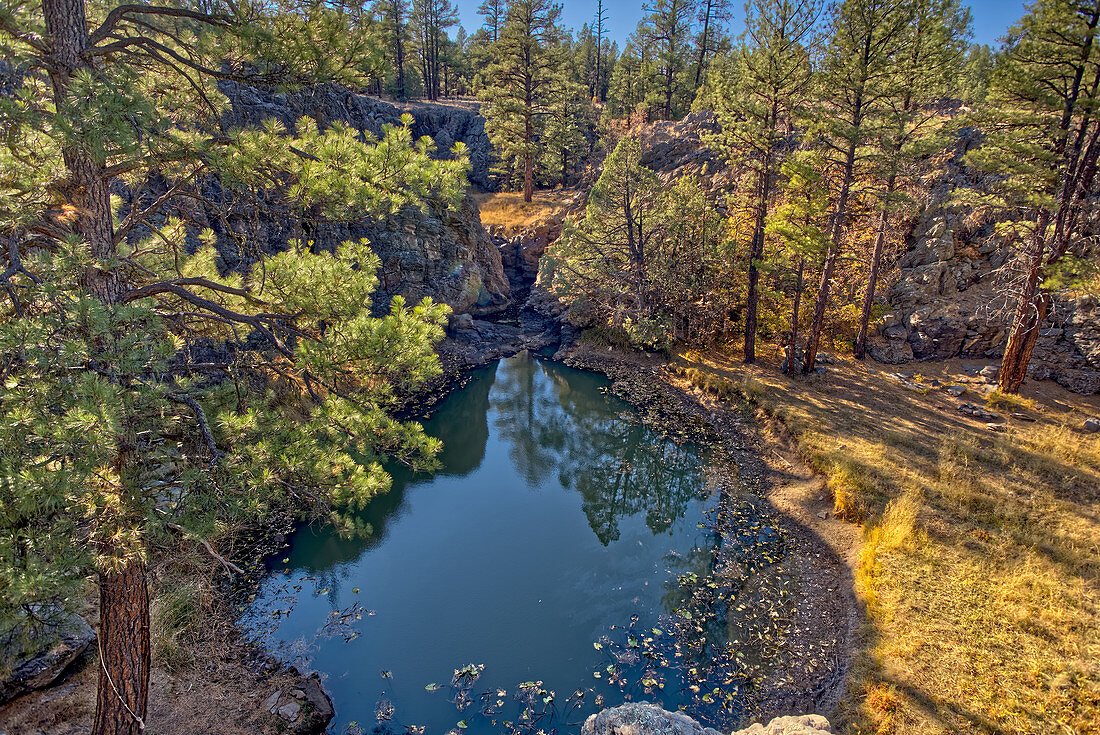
[549,138,729,347]
[479,0,567,198]
[0,0,466,668]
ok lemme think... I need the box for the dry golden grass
[674,345,1100,735]
[473,189,577,230]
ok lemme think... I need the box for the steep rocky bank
[116,82,512,316]
[623,112,1100,394]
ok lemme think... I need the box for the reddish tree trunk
[999,217,1050,393]
[854,210,888,359]
[93,560,151,735]
[44,2,152,732]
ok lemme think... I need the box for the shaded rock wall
[162,82,510,315]
[220,82,496,190]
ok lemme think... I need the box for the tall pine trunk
[854,205,889,359]
[694,0,712,88]
[743,170,768,364]
[786,257,805,376]
[744,101,778,365]
[43,1,152,732]
[804,134,857,374]
[998,212,1050,393]
[93,559,151,735]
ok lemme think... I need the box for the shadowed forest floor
[671,345,1100,734]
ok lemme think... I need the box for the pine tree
[594,0,609,99]
[376,0,412,99]
[802,0,912,373]
[542,58,594,186]
[693,0,733,88]
[478,0,506,41]
[710,0,819,363]
[852,0,970,358]
[959,42,995,104]
[767,151,831,374]
[481,0,566,201]
[0,4,466,733]
[639,0,698,120]
[411,0,459,99]
[968,0,1100,393]
[607,42,661,119]
[551,137,665,342]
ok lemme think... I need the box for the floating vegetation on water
[375,697,395,723]
[451,664,486,711]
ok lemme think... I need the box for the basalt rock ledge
[583,703,833,735]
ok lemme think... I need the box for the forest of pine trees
[2,1,1100,733]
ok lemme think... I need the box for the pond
[244,354,793,735]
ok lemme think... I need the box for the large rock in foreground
[582,703,833,735]
[0,612,94,705]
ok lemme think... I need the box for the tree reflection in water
[490,354,708,545]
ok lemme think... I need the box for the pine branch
[89,4,231,47]
[119,282,295,357]
[164,392,224,464]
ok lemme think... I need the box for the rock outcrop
[875,129,1100,393]
[122,82,511,315]
[582,703,833,735]
[0,611,94,705]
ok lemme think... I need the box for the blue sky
[455,1,1028,49]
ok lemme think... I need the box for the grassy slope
[672,346,1100,735]
[473,190,576,230]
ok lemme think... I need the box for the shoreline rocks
[0,611,95,705]
[582,702,833,735]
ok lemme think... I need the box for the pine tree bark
[743,172,768,364]
[785,257,805,376]
[998,214,1049,393]
[44,1,152,732]
[93,559,151,735]
[804,135,857,374]
[854,207,888,359]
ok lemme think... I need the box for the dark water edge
[242,354,794,735]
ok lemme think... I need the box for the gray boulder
[1084,417,1100,433]
[582,703,832,735]
[0,611,94,704]
[866,335,914,365]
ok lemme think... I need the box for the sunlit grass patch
[672,345,1100,734]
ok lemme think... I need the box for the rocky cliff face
[170,82,510,315]
[867,130,1100,394]
[220,81,497,190]
[628,113,1100,394]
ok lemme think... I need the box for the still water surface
[245,354,786,735]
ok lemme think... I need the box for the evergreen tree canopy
[0,1,467,732]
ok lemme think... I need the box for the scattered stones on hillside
[277,700,302,721]
[581,702,833,735]
[0,610,94,705]
[885,372,927,392]
[946,385,967,397]
[979,365,999,380]
[957,402,1002,422]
